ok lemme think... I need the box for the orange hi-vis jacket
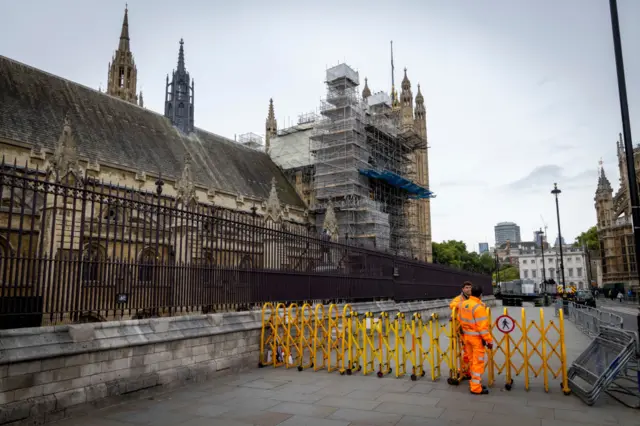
[458,296,493,344]
[449,293,468,313]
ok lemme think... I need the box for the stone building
[0,7,316,325]
[267,66,433,262]
[594,136,639,292]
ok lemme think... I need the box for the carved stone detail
[263,177,282,223]
[175,152,197,205]
[49,115,82,182]
[322,200,339,241]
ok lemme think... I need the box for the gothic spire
[107,5,138,104]
[596,159,612,198]
[265,98,277,155]
[401,68,410,91]
[177,38,185,73]
[415,83,424,105]
[119,5,130,51]
[264,177,283,222]
[164,39,195,134]
[362,78,371,100]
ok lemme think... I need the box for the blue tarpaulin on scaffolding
[358,169,436,199]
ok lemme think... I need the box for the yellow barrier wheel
[421,371,426,377]
[258,362,264,368]
[377,371,383,378]
[561,383,572,395]
[410,374,417,381]
[297,366,303,372]
[447,378,460,386]
[505,379,514,391]
[339,370,345,376]
[346,369,352,376]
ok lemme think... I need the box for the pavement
[50,306,639,426]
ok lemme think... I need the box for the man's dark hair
[471,285,483,297]
[462,281,473,288]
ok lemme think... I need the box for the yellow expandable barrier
[258,303,571,395]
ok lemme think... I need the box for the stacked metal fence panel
[567,326,637,406]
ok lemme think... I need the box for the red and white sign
[495,315,516,334]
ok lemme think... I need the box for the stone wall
[0,297,495,425]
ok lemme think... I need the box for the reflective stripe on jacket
[458,296,493,344]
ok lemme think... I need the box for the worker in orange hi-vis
[458,285,493,395]
[449,281,472,380]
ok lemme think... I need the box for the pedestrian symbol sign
[495,314,516,333]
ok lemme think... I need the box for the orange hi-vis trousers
[463,335,488,394]
[459,335,470,377]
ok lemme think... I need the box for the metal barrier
[259,303,571,393]
[567,326,637,406]
[562,301,639,408]
[562,301,624,338]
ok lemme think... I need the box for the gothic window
[0,236,12,282]
[82,243,106,283]
[119,67,125,88]
[138,247,158,283]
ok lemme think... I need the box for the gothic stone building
[0,8,316,324]
[594,134,639,292]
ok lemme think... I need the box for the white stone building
[518,246,590,289]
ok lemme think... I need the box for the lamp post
[551,183,567,303]
[539,228,547,287]
[609,0,640,324]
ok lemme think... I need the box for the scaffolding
[310,63,432,257]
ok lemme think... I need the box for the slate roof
[0,55,305,208]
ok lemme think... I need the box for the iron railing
[0,161,490,329]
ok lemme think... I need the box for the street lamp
[551,183,567,299]
[609,0,640,326]
[538,228,547,288]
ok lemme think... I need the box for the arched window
[82,243,106,283]
[138,247,158,283]
[0,236,12,283]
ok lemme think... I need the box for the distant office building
[494,222,521,246]
[479,242,489,254]
[554,236,566,247]
[533,230,547,247]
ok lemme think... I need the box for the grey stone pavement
[52,308,639,426]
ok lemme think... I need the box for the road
[596,298,639,334]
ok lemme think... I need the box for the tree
[492,264,519,282]
[574,226,598,251]
[432,240,495,275]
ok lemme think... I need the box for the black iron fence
[0,161,490,329]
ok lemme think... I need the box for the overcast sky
[2,0,640,251]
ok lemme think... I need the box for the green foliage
[574,226,598,251]
[432,240,495,275]
[492,264,520,282]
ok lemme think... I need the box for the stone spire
[175,152,197,204]
[138,91,144,107]
[119,5,130,51]
[50,115,81,181]
[265,98,277,155]
[264,177,283,222]
[164,39,195,134]
[107,6,138,104]
[414,84,426,137]
[400,68,414,130]
[596,159,613,198]
[362,78,371,100]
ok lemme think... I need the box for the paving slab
[50,307,638,426]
